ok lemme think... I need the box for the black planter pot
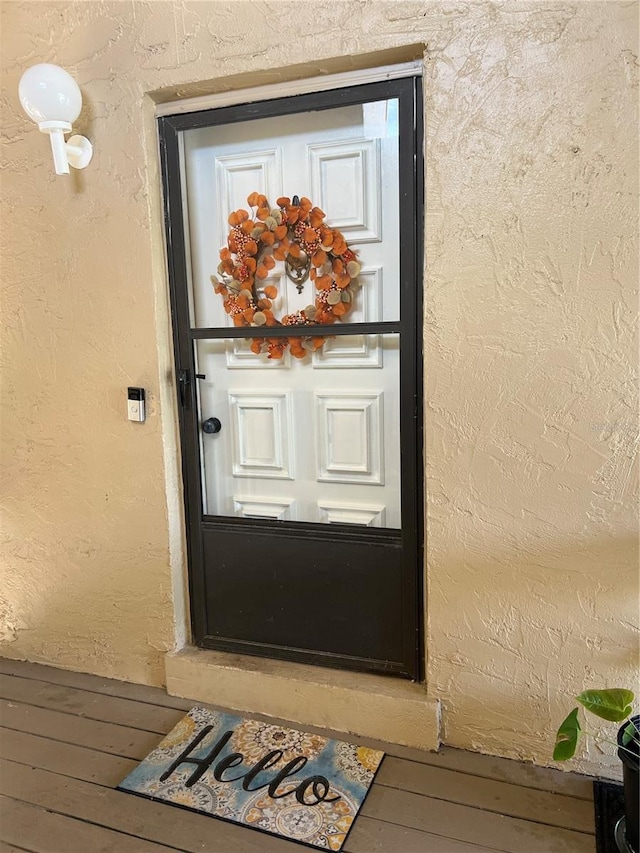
[617,715,639,853]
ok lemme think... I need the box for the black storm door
[159,76,423,678]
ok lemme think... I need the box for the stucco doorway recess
[158,75,424,680]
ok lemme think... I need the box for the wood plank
[345,816,500,853]
[0,700,162,760]
[0,759,304,853]
[0,727,138,787]
[0,795,181,853]
[361,785,596,853]
[0,659,193,713]
[0,660,594,799]
[0,675,183,734]
[0,842,35,853]
[410,744,594,800]
[377,755,594,833]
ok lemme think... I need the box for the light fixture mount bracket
[66,135,93,170]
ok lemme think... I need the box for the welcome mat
[117,707,384,850]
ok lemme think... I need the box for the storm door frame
[158,75,424,679]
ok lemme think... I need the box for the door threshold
[165,646,439,751]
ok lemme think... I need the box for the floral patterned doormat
[117,707,384,850]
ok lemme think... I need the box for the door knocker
[284,252,312,293]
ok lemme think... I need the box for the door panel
[202,523,404,665]
[159,77,423,678]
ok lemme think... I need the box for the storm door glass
[183,100,403,528]
[194,335,400,527]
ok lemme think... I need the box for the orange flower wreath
[212,192,362,359]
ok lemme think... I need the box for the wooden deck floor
[0,659,595,852]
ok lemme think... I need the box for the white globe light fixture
[18,64,93,175]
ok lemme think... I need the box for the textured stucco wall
[0,1,637,775]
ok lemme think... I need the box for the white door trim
[155,60,423,118]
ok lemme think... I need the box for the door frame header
[155,60,423,118]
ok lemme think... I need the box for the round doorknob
[202,417,222,434]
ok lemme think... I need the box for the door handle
[202,417,222,434]
[178,370,207,408]
[178,368,191,408]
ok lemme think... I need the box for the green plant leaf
[554,708,581,761]
[622,720,640,746]
[577,689,635,723]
